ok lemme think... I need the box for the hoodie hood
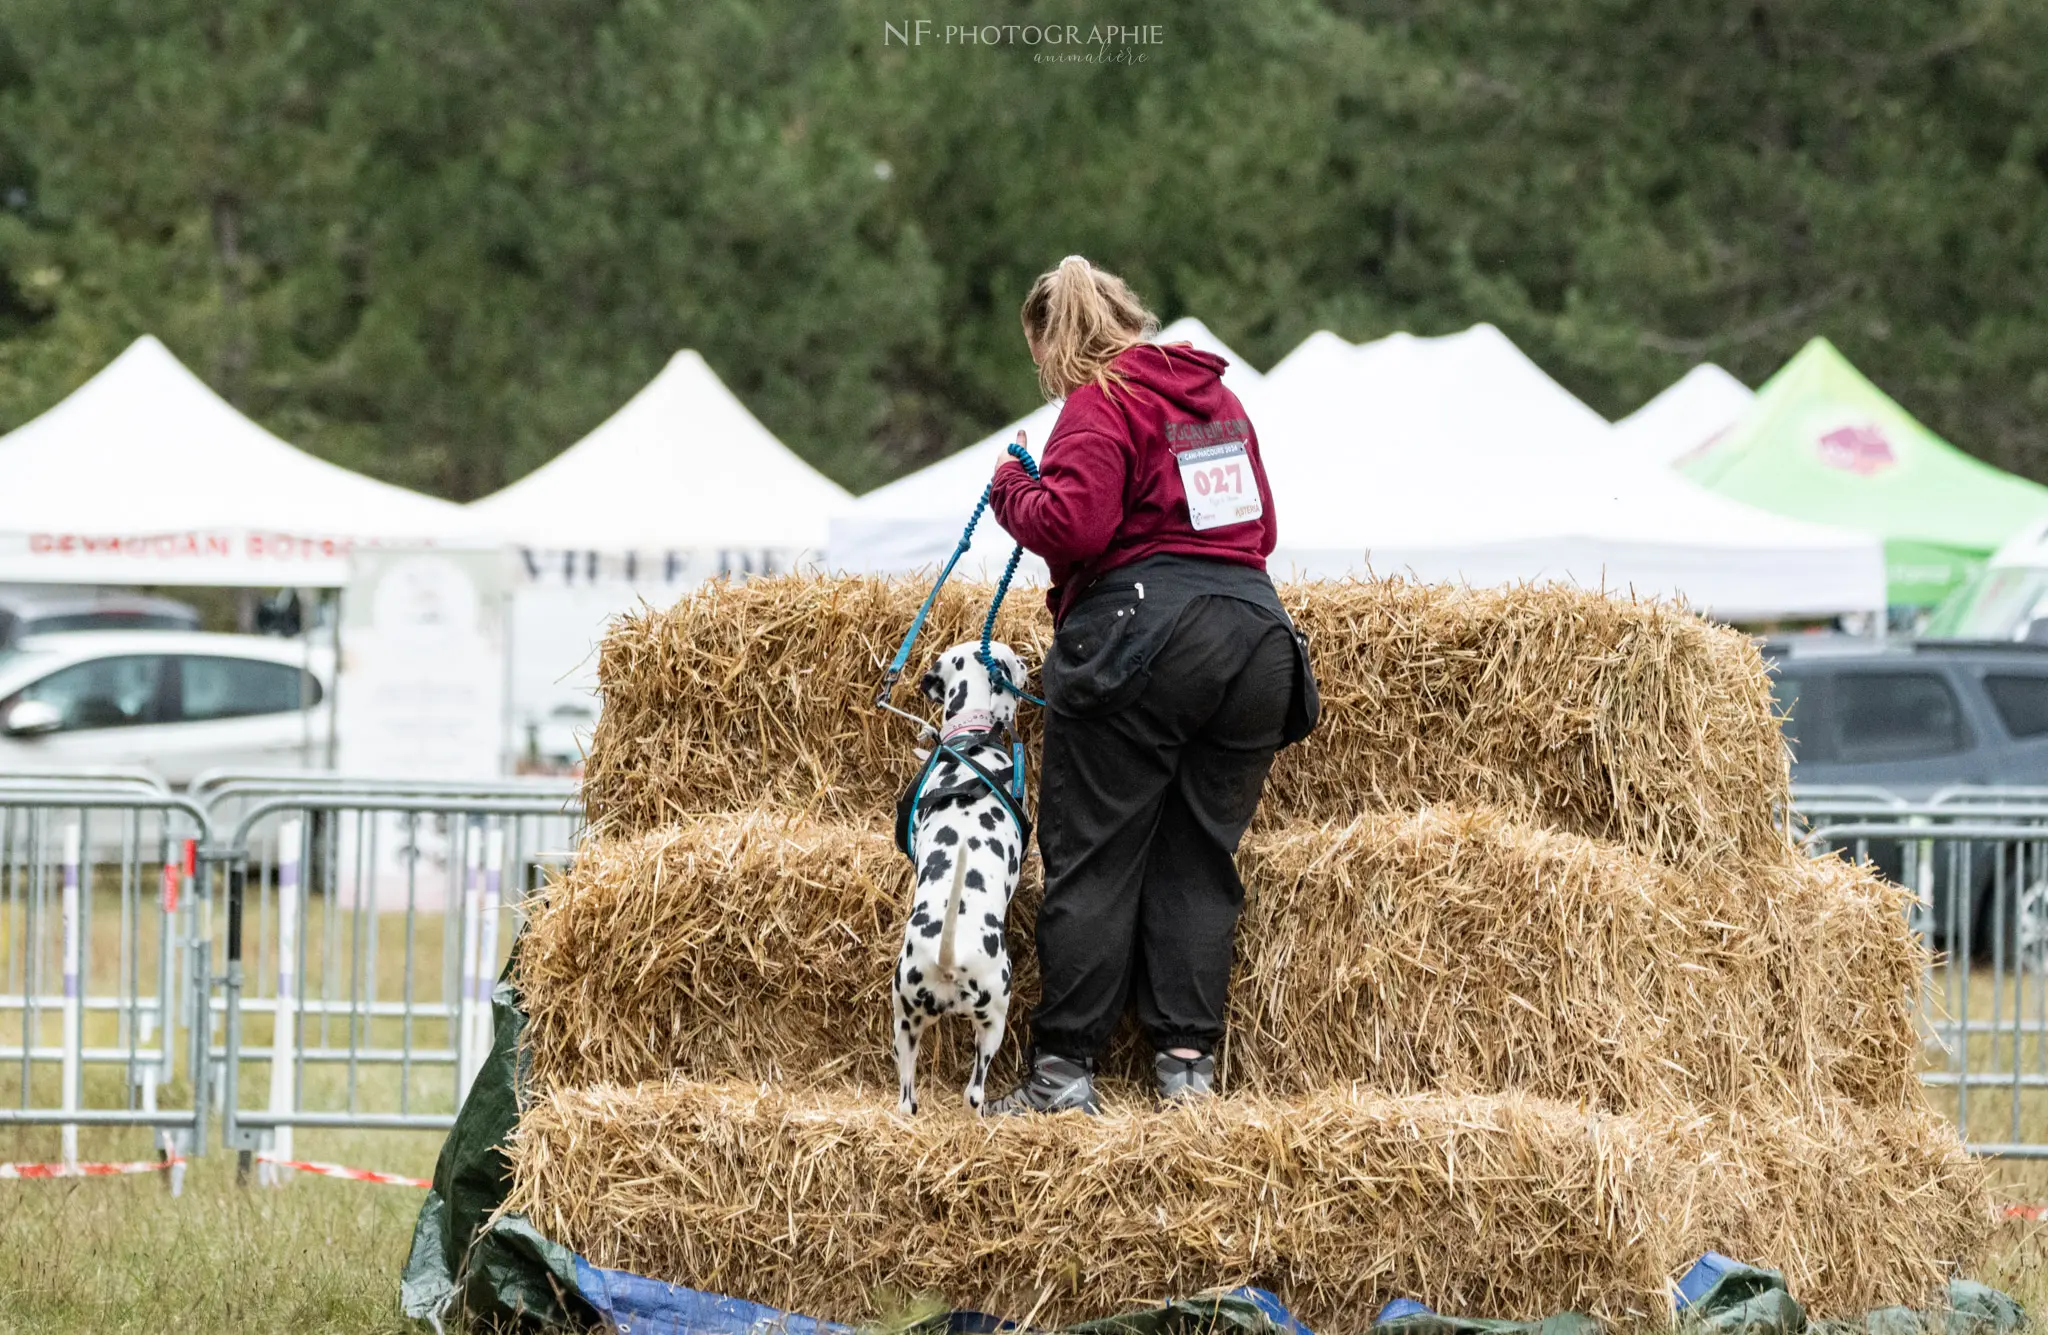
[993,338,1276,620]
[1110,343,1230,414]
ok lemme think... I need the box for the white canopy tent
[828,317,1262,579]
[466,348,855,753]
[1612,363,1755,462]
[1257,324,1883,620]
[466,348,851,571]
[0,336,471,587]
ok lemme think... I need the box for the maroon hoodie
[990,343,1277,622]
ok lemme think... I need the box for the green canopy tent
[1677,337,2048,607]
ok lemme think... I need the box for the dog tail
[936,851,966,983]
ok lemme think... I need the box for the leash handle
[978,441,1042,702]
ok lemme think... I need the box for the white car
[0,632,333,784]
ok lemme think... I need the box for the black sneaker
[981,1052,1101,1117]
[1154,1051,1215,1106]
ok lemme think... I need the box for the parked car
[0,632,331,784]
[1769,637,2048,794]
[1768,636,2048,957]
[0,590,202,648]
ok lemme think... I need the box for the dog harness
[893,728,1034,864]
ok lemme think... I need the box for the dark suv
[1769,637,2048,955]
[1768,638,2048,794]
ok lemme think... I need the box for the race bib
[1176,441,1263,532]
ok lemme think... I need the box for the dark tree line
[2,0,2044,498]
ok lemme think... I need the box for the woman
[984,256,1318,1115]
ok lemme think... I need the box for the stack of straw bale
[517,808,1918,1113]
[504,1081,1985,1327]
[511,574,1989,1324]
[580,576,1789,869]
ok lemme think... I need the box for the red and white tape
[255,1153,429,1188]
[0,1156,181,1180]
[2002,1202,2048,1222]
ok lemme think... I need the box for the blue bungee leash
[876,438,1047,718]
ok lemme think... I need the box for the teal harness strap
[894,731,1034,863]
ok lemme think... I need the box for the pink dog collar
[942,709,995,741]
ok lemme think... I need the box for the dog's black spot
[933,826,959,846]
[919,851,950,884]
[1007,847,1020,874]
[907,967,922,985]
[976,988,993,1008]
[900,1017,911,1031]
[978,808,1002,831]
[919,919,944,938]
[966,837,981,851]
[920,991,943,1016]
[982,932,1001,957]
[900,994,914,1015]
[1001,963,1011,987]
[909,908,930,926]
[952,652,966,670]
[963,869,985,891]
[947,678,969,716]
[903,942,913,958]
[983,913,1002,929]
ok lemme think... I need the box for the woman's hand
[998,429,1028,477]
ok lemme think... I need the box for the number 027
[1192,463,1242,497]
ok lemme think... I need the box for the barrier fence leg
[60,822,81,1169]
[457,830,484,1099]
[472,826,504,1075]
[188,862,212,1155]
[261,820,302,1186]
[223,859,246,1176]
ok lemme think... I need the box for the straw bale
[580,576,1045,836]
[516,809,1917,1114]
[579,575,1790,870]
[503,1079,1988,1327]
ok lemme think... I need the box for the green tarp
[1678,338,2048,607]
[400,942,595,1329]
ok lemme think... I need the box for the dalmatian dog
[893,641,1031,1114]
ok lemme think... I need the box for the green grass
[0,1124,437,1334]
[0,879,467,1332]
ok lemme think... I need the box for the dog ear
[1002,647,1028,688]
[918,668,945,705]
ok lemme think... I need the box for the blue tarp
[561,1256,2024,1335]
[567,1272,1318,1335]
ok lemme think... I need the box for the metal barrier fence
[0,768,582,1166]
[0,779,213,1159]
[17,768,2048,1161]
[1797,787,2048,1158]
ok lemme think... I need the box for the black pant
[1030,596,1296,1060]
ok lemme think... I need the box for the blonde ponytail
[1020,255,1159,400]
